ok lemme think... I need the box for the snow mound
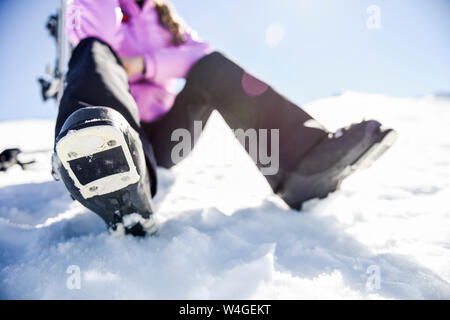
[1,92,449,299]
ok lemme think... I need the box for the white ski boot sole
[56,124,140,199]
[338,128,398,181]
[54,107,155,236]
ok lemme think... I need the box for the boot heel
[56,121,140,199]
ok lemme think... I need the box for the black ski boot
[278,120,398,210]
[53,106,157,236]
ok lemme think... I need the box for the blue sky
[0,0,449,121]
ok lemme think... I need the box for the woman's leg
[56,37,157,194]
[55,37,158,234]
[142,52,328,193]
[56,39,138,137]
[143,52,396,210]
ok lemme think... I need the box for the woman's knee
[68,37,122,72]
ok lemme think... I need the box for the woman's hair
[153,1,187,46]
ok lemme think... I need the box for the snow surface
[0,92,449,299]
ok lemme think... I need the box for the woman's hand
[120,56,145,77]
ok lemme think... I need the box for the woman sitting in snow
[53,0,397,236]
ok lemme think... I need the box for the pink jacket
[66,0,212,121]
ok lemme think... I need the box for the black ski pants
[56,38,328,198]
